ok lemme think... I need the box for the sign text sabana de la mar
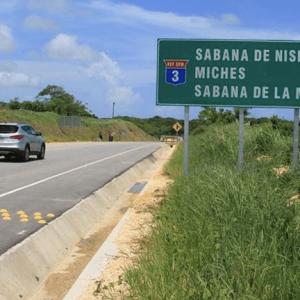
[156,39,300,108]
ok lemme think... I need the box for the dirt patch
[273,166,289,178]
[80,159,173,299]
[31,212,126,300]
[43,225,116,299]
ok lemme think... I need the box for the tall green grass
[124,122,300,299]
[0,108,157,142]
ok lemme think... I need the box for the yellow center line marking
[0,145,149,199]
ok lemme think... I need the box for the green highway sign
[156,39,300,108]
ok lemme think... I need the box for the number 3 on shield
[172,70,179,83]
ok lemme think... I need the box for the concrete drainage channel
[0,145,172,300]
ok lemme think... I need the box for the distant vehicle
[0,122,46,162]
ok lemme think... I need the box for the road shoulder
[79,151,174,299]
[31,145,175,300]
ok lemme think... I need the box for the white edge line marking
[0,145,150,199]
[17,230,28,235]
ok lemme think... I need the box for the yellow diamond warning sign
[173,122,182,132]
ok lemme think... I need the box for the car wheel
[37,144,45,160]
[22,146,30,162]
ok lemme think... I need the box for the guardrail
[160,135,183,147]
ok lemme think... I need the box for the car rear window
[0,125,18,134]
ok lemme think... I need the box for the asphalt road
[0,141,164,256]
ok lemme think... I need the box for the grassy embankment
[123,122,300,299]
[0,108,157,142]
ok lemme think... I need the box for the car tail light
[10,134,24,140]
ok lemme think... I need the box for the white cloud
[89,1,241,30]
[24,15,59,31]
[89,0,300,40]
[0,62,18,72]
[107,86,141,105]
[28,0,68,13]
[80,56,140,105]
[27,0,94,18]
[44,33,140,106]
[44,33,99,61]
[220,13,241,25]
[90,1,211,30]
[0,72,40,87]
[80,56,121,82]
[0,24,15,53]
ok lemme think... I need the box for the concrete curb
[0,145,169,300]
[62,210,131,300]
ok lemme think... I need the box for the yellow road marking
[20,218,29,223]
[38,220,47,224]
[0,210,56,222]
[19,214,28,218]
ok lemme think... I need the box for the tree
[197,107,251,126]
[233,107,250,119]
[37,85,66,101]
[198,107,236,125]
[116,115,184,138]
[0,100,7,108]
[36,85,91,116]
[7,97,21,110]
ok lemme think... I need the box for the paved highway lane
[0,141,164,255]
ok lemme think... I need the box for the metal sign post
[293,108,299,171]
[239,108,245,172]
[112,102,115,118]
[184,106,189,176]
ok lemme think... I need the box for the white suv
[0,122,46,162]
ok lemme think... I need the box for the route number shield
[164,60,189,86]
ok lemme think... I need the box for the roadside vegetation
[123,121,300,299]
[1,86,293,140]
[117,115,198,139]
[0,107,157,142]
[0,85,96,118]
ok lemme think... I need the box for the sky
[0,0,300,120]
